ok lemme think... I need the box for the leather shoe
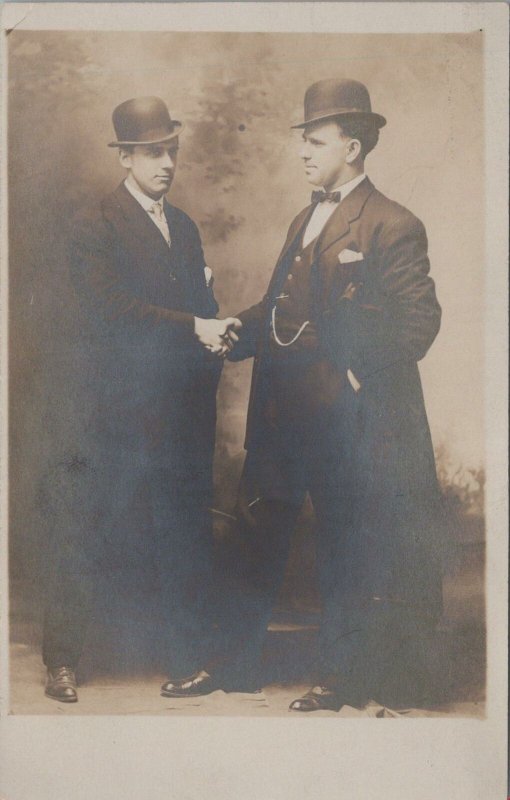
[45,666,78,703]
[289,685,344,712]
[160,670,218,698]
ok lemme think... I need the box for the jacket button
[295,255,302,262]
[287,274,293,280]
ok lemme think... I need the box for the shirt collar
[328,173,366,202]
[124,179,164,212]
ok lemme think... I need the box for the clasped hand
[194,316,242,357]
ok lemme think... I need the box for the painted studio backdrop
[9,32,484,692]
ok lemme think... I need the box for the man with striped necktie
[42,97,240,702]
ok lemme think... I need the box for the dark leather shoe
[289,685,344,712]
[160,670,218,698]
[45,666,78,703]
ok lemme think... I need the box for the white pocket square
[338,248,364,264]
[204,266,213,287]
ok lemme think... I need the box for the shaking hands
[194,316,243,357]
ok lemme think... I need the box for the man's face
[119,140,179,199]
[299,121,352,191]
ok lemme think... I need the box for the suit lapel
[271,178,374,278]
[275,204,315,265]
[104,183,174,269]
[162,201,186,263]
[315,177,375,256]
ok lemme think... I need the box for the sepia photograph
[7,24,487,717]
[1,3,507,799]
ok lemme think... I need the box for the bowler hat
[108,96,184,147]
[292,79,386,130]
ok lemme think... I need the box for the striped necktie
[148,201,171,247]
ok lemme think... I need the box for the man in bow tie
[162,79,444,711]
[41,96,241,702]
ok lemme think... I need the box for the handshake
[194,316,243,358]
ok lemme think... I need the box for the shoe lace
[53,666,75,682]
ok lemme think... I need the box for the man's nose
[299,142,311,160]
[160,152,175,169]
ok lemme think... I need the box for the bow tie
[311,190,342,204]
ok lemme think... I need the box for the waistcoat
[265,234,344,421]
[269,235,319,356]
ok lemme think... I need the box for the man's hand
[194,316,242,356]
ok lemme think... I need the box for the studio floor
[9,579,484,718]
[8,535,485,718]
[8,639,484,718]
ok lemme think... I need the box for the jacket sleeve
[324,212,441,380]
[226,295,270,361]
[186,216,219,319]
[69,214,195,334]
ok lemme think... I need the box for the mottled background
[8,32,485,692]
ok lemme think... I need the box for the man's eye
[149,149,178,158]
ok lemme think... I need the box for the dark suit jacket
[231,178,444,615]
[67,181,221,472]
[42,183,221,659]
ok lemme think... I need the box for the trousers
[212,382,437,699]
[42,385,218,678]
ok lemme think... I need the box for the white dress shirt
[302,173,367,248]
[124,179,171,247]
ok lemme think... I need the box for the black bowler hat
[108,96,184,147]
[291,79,386,130]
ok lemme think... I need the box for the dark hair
[335,117,380,159]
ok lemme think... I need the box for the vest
[264,234,344,422]
[269,236,319,355]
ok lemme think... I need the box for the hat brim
[108,121,184,147]
[291,111,386,130]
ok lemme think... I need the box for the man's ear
[118,148,132,169]
[345,138,362,164]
